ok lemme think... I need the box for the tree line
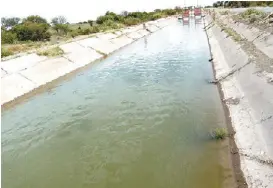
[213,1,273,8]
[1,8,183,45]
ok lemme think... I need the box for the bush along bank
[1,8,183,58]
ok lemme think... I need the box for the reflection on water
[2,19,235,188]
[144,36,147,48]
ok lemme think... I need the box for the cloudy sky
[1,0,214,23]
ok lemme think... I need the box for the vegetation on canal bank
[211,128,228,140]
[37,47,64,57]
[212,1,273,8]
[1,8,183,58]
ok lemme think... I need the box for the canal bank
[1,18,171,105]
[204,14,273,188]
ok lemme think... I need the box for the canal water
[2,19,235,188]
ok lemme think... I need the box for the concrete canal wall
[216,13,273,59]
[205,15,273,188]
[1,18,171,105]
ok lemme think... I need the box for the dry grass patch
[37,47,64,57]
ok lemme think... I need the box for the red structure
[183,9,190,18]
[194,8,202,16]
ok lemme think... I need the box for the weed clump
[240,8,266,19]
[220,10,230,15]
[37,47,64,57]
[211,128,228,140]
[239,8,267,24]
[217,21,242,42]
[1,47,13,58]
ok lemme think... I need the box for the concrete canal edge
[1,18,173,105]
[204,15,273,188]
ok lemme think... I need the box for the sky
[1,0,214,23]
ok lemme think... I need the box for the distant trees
[1,15,51,43]
[51,16,69,35]
[51,16,67,25]
[1,17,20,29]
[213,1,273,8]
[121,11,129,16]
[174,6,183,13]
[1,7,184,45]
[88,20,94,26]
[23,15,48,24]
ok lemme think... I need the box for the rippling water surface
[2,19,235,188]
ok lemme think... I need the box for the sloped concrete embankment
[217,13,273,59]
[205,15,273,188]
[1,18,171,105]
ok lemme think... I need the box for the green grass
[224,27,242,41]
[240,8,266,19]
[217,21,242,42]
[1,47,14,58]
[69,23,91,30]
[37,47,64,57]
[220,10,230,15]
[211,128,228,140]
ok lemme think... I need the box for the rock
[224,97,240,105]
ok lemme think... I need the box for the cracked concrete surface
[205,14,273,188]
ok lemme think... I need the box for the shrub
[70,30,80,38]
[12,22,51,41]
[102,20,119,29]
[96,15,114,24]
[90,26,100,33]
[69,26,99,37]
[79,28,91,35]
[211,128,228,140]
[163,9,176,16]
[123,17,141,26]
[240,8,266,19]
[52,24,69,35]
[150,13,162,21]
[1,47,14,57]
[1,30,17,44]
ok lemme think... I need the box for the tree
[23,15,48,24]
[88,20,94,26]
[12,22,51,41]
[51,16,67,25]
[96,15,114,24]
[1,30,17,44]
[51,16,69,35]
[1,17,20,29]
[174,6,183,13]
[121,11,128,16]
